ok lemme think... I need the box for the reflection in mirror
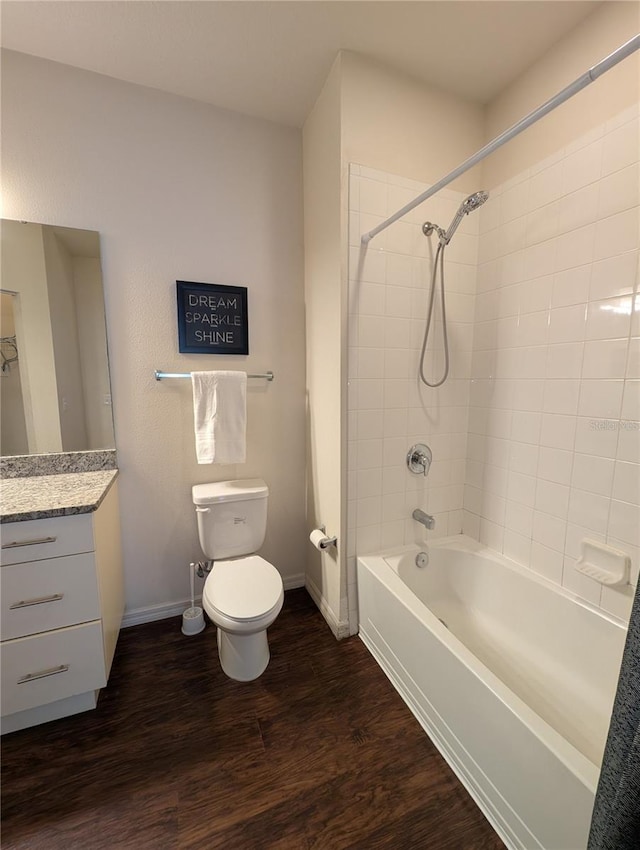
[0,220,115,456]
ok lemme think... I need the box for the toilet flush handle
[195,506,210,513]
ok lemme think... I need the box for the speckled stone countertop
[0,470,119,523]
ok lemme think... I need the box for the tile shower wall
[347,164,479,625]
[464,105,640,621]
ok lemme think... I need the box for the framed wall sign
[176,280,248,355]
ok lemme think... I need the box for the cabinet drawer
[1,621,106,716]
[0,514,94,566]
[1,553,100,641]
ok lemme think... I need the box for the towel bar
[155,370,274,381]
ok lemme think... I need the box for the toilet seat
[203,555,283,625]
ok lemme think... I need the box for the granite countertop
[0,469,119,523]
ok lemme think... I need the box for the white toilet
[192,478,284,681]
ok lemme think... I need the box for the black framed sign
[176,280,248,355]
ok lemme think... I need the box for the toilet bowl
[202,555,284,681]
[192,479,284,681]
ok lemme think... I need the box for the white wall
[303,56,346,636]
[2,49,307,618]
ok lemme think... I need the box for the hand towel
[191,371,247,464]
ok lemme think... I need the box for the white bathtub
[357,535,627,850]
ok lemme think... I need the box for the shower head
[423,190,489,246]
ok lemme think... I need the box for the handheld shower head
[423,190,489,246]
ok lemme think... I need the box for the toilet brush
[182,562,205,635]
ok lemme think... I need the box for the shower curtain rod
[361,33,640,245]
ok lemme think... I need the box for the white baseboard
[305,575,350,639]
[121,573,307,628]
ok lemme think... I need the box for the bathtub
[357,535,627,850]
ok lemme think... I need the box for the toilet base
[217,627,270,681]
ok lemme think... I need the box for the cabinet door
[1,622,107,716]
[1,554,100,641]
[0,514,94,566]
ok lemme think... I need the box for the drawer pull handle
[9,593,64,609]
[17,664,69,684]
[1,536,57,550]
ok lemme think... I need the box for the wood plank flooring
[1,589,505,850]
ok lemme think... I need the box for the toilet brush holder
[182,561,205,635]
[182,606,205,635]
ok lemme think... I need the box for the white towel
[191,371,247,464]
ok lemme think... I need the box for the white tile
[357,439,383,470]
[384,348,411,379]
[382,465,405,495]
[356,379,383,410]
[357,495,382,528]
[505,500,533,537]
[540,413,576,451]
[383,408,408,438]
[608,499,640,546]
[355,282,386,316]
[543,379,581,415]
[358,315,385,348]
[601,119,639,177]
[357,348,384,379]
[383,379,409,409]
[356,524,381,554]
[594,207,640,262]
[590,251,638,301]
[574,415,619,457]
[526,202,560,247]
[555,224,595,272]
[571,452,614,497]
[612,461,640,505]
[384,317,412,349]
[385,285,413,318]
[353,244,386,283]
[582,339,629,379]
[597,163,640,219]
[512,379,545,412]
[528,160,564,210]
[357,467,383,499]
[578,379,624,419]
[530,541,563,584]
[565,522,606,560]
[548,303,587,344]
[511,410,542,444]
[357,409,383,440]
[557,183,599,235]
[561,139,602,195]
[605,106,640,133]
[551,265,591,309]
[479,517,504,552]
[386,252,413,288]
[503,530,531,566]
[535,479,570,519]
[621,381,640,421]
[546,342,584,379]
[516,311,549,347]
[626,337,640,380]
[568,488,610,535]
[462,509,481,540]
[507,471,537,507]
[500,180,529,225]
[537,446,573,485]
[523,240,557,280]
[532,510,567,552]
[585,295,632,339]
[359,177,388,217]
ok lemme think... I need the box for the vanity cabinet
[0,481,123,733]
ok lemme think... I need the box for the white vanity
[0,467,123,734]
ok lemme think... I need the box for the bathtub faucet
[412,508,435,530]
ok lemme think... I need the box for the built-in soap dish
[575,539,630,586]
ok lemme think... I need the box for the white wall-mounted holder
[575,539,631,586]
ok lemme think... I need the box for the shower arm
[361,33,640,245]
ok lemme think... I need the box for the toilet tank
[192,479,268,560]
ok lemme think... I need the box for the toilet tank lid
[192,478,268,505]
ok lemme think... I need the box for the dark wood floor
[2,589,504,850]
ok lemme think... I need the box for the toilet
[192,478,284,681]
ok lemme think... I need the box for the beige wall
[2,49,307,618]
[341,52,484,193]
[483,1,639,187]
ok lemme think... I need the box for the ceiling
[1,1,603,127]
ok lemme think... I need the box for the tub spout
[412,509,435,530]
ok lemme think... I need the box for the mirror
[1,219,115,456]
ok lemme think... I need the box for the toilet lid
[204,556,283,621]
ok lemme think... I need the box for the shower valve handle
[407,443,432,476]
